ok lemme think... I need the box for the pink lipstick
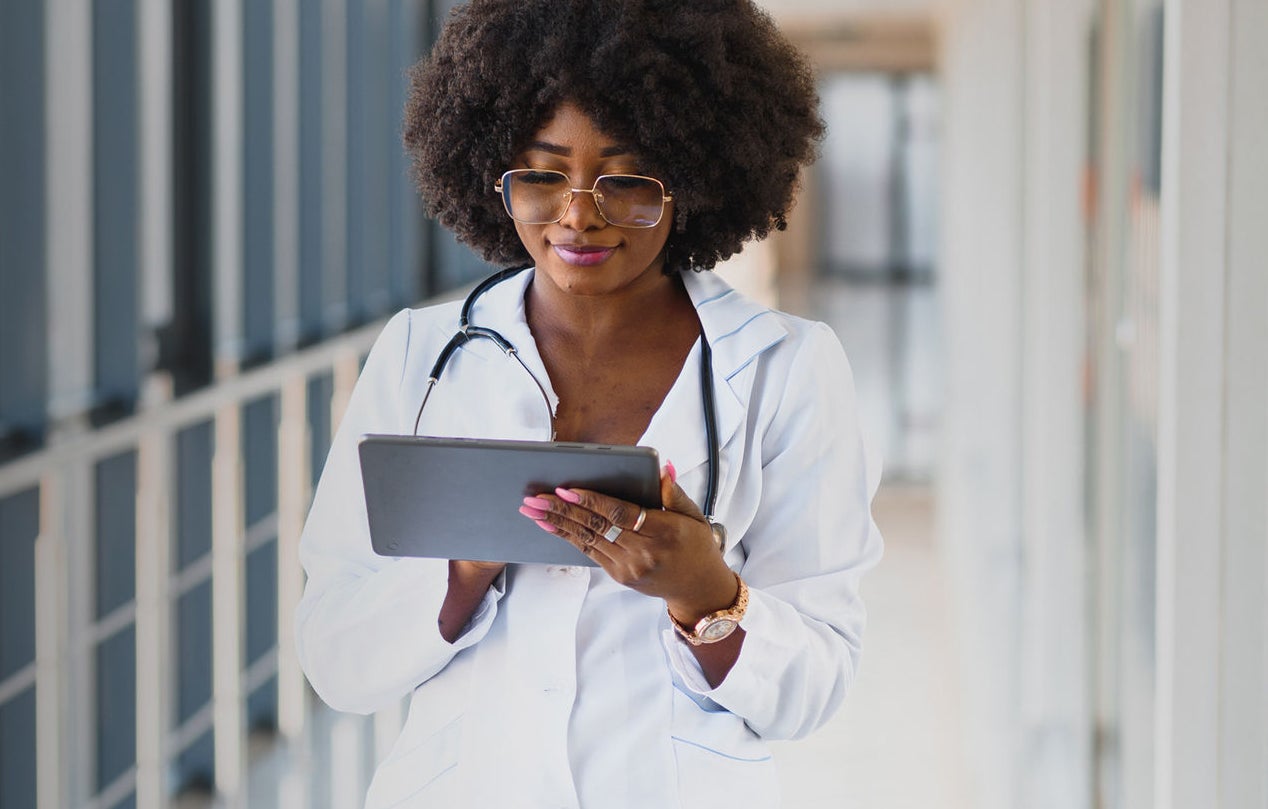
[553,244,617,266]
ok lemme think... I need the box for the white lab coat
[295,268,883,809]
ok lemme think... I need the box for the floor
[769,483,972,809]
[768,273,969,808]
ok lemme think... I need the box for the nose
[557,187,606,231]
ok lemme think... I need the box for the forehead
[524,103,631,158]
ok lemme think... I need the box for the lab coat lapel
[640,271,788,501]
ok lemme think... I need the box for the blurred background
[1,0,1264,808]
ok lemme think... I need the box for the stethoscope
[412,266,728,549]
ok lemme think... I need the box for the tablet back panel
[358,435,662,566]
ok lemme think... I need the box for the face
[508,103,675,298]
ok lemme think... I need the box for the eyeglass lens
[501,170,666,228]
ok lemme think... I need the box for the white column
[937,1,1025,808]
[1155,0,1230,806]
[134,428,173,809]
[276,376,310,741]
[212,405,246,797]
[137,0,174,408]
[1217,0,1268,806]
[34,473,69,809]
[1017,0,1095,806]
[274,0,302,352]
[43,0,95,429]
[213,0,245,379]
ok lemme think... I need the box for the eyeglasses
[494,169,672,229]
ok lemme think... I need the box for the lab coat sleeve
[664,321,883,739]
[295,309,505,715]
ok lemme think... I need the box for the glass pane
[247,673,278,734]
[92,0,140,410]
[244,395,278,527]
[0,687,36,808]
[176,420,214,570]
[173,727,215,795]
[170,0,215,395]
[96,450,137,619]
[307,373,334,490]
[175,579,212,725]
[107,792,137,809]
[0,489,38,680]
[0,0,47,458]
[245,538,277,666]
[242,0,275,364]
[96,625,136,790]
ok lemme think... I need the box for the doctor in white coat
[296,2,883,807]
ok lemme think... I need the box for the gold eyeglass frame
[494,169,674,229]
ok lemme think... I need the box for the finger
[550,488,646,533]
[545,510,628,565]
[659,471,706,520]
[522,494,630,558]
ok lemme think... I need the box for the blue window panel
[345,0,367,324]
[173,727,214,795]
[170,0,215,395]
[388,0,427,307]
[0,0,47,456]
[243,396,278,527]
[307,374,334,490]
[92,0,140,409]
[298,0,325,343]
[0,686,36,808]
[245,538,277,667]
[96,451,137,619]
[0,489,38,681]
[107,792,137,809]
[242,0,276,363]
[247,673,278,734]
[175,579,212,725]
[175,421,214,571]
[96,625,136,790]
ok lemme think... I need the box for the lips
[552,243,618,267]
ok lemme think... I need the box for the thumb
[660,463,705,519]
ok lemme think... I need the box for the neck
[526,270,696,346]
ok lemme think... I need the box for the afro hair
[403,0,824,272]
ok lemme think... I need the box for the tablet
[358,435,663,566]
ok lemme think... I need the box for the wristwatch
[669,573,749,646]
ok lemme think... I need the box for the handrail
[0,312,392,495]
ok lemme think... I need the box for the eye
[519,170,567,186]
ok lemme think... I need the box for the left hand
[518,466,739,623]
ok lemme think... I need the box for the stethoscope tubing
[413,266,724,529]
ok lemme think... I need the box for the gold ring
[631,508,647,533]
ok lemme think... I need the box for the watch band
[669,573,749,646]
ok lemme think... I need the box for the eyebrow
[526,141,631,158]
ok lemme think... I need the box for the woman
[295,1,882,807]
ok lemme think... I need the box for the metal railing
[0,310,403,809]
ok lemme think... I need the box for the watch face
[700,618,738,642]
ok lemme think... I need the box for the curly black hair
[403,0,824,272]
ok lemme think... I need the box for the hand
[519,465,738,624]
[438,559,505,643]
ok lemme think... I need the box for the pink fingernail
[519,505,547,519]
[534,519,557,533]
[523,496,552,510]
[554,488,582,503]
[665,461,677,483]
